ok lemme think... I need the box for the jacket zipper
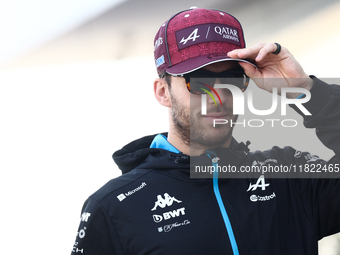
[212,157,240,255]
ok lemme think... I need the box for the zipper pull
[212,157,220,178]
[212,157,220,164]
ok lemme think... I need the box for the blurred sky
[0,0,126,64]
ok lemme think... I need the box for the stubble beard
[170,92,237,150]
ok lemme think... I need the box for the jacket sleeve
[292,76,340,159]
[291,77,340,238]
[71,197,124,255]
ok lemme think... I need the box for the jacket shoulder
[89,168,153,204]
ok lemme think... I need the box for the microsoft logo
[117,193,126,201]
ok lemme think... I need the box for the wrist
[287,76,313,99]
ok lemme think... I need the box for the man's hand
[228,43,313,97]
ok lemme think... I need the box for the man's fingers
[255,43,280,62]
[238,62,259,79]
[227,48,244,58]
[228,43,266,60]
[228,43,283,62]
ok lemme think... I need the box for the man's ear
[154,78,171,107]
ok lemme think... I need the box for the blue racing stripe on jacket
[212,158,239,255]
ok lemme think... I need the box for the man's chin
[190,126,233,148]
[197,118,233,134]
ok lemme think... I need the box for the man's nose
[206,78,232,105]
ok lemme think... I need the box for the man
[71,7,340,255]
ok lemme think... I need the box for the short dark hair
[160,72,172,89]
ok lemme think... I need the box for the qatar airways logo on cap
[214,25,239,43]
[176,23,241,50]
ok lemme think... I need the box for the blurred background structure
[1,0,340,254]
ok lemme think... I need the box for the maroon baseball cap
[154,7,256,76]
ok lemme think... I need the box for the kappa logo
[180,28,200,45]
[247,175,270,192]
[151,193,182,211]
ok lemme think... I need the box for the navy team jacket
[71,78,340,255]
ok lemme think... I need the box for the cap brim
[165,54,257,75]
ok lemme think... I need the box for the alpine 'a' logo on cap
[175,23,241,50]
[180,28,200,45]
